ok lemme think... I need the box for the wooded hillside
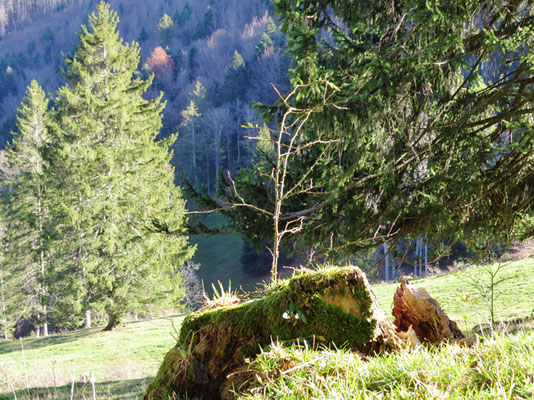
[0,0,287,191]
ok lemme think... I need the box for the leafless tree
[224,82,339,281]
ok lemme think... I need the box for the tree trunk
[0,269,7,340]
[425,238,428,276]
[414,238,420,277]
[225,127,231,174]
[43,306,48,337]
[85,310,92,329]
[392,277,465,345]
[384,242,390,281]
[215,127,220,185]
[103,313,120,331]
[145,266,402,400]
[206,149,210,194]
[192,124,197,185]
[419,237,423,276]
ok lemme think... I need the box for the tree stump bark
[392,277,465,344]
[145,266,402,400]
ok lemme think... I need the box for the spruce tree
[54,2,194,330]
[218,0,534,259]
[1,80,54,336]
[220,50,248,103]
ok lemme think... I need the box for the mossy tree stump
[145,266,402,400]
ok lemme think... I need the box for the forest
[0,1,532,399]
[0,0,531,353]
[0,0,291,337]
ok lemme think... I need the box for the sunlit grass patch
[239,331,534,400]
[0,315,184,394]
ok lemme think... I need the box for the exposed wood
[392,277,465,344]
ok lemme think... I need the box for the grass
[191,213,266,294]
[192,230,248,289]
[1,258,533,399]
[372,257,534,333]
[238,331,534,399]
[2,378,151,400]
[191,214,278,295]
[0,314,185,398]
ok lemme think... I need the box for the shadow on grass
[0,377,153,400]
[0,314,187,356]
[471,314,534,336]
[0,328,98,355]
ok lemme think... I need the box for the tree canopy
[54,2,194,330]
[0,2,194,335]
[208,0,534,261]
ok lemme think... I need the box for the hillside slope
[0,314,184,397]
[0,258,532,399]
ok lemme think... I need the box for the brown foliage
[147,46,174,79]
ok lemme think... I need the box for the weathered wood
[392,277,465,344]
[145,266,402,400]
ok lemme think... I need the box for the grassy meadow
[191,214,272,294]
[0,315,185,399]
[0,258,533,399]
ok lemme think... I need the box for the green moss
[309,298,374,346]
[179,266,378,349]
[149,266,393,399]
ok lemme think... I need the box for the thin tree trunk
[236,121,241,164]
[192,124,197,185]
[40,249,48,337]
[215,128,220,185]
[0,269,7,340]
[425,238,428,276]
[85,310,92,329]
[417,237,423,277]
[414,238,419,277]
[235,100,241,164]
[206,150,210,195]
[37,188,48,337]
[384,242,390,282]
[226,127,231,174]
[43,305,48,336]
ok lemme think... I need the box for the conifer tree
[157,14,174,46]
[179,81,206,185]
[220,50,248,103]
[1,80,54,336]
[218,0,534,260]
[53,2,194,330]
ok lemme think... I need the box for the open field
[0,315,185,398]
[191,214,271,294]
[0,258,533,399]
